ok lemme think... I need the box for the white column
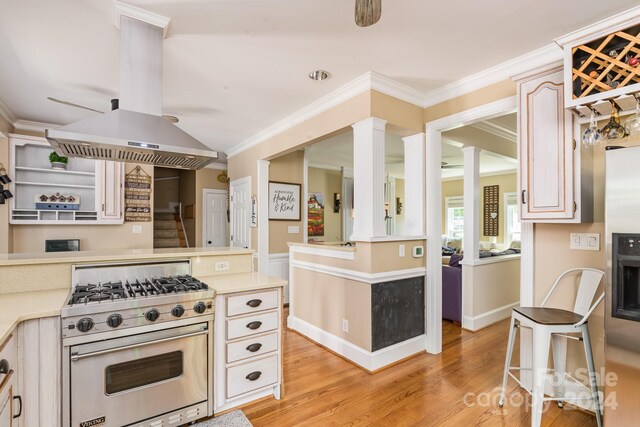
[402,133,426,236]
[302,148,309,244]
[350,117,387,241]
[462,146,480,264]
[425,128,442,354]
[257,160,270,274]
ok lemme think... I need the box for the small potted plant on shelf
[49,151,69,170]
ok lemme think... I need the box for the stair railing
[178,202,190,248]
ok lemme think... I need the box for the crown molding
[422,43,563,108]
[0,98,16,125]
[113,1,171,37]
[226,72,372,159]
[555,5,640,48]
[470,120,517,143]
[13,120,60,134]
[369,71,428,107]
[204,162,228,170]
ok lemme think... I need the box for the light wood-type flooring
[240,315,597,426]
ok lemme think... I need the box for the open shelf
[14,181,95,190]
[14,166,95,176]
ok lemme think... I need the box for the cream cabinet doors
[518,68,576,221]
[95,160,124,222]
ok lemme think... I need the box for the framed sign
[125,166,152,222]
[250,194,258,227]
[269,181,301,221]
[483,185,499,236]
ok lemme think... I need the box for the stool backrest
[573,269,605,316]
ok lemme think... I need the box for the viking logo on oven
[80,416,106,427]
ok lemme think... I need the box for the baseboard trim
[463,301,519,332]
[288,315,425,371]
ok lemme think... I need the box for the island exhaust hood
[46,5,218,170]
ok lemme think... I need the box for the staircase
[153,210,187,248]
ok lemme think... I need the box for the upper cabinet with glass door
[8,134,124,224]
[556,6,640,113]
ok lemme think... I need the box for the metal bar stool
[498,268,605,427]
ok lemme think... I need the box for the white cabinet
[95,160,124,221]
[516,66,593,223]
[9,134,124,224]
[214,288,282,413]
[0,334,20,427]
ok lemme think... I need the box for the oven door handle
[70,329,208,362]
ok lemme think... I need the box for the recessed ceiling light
[309,70,330,81]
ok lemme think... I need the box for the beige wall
[291,267,372,351]
[269,151,304,253]
[227,91,371,252]
[194,168,229,247]
[370,90,424,133]
[442,173,517,245]
[308,167,342,242]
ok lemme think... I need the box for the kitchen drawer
[227,332,278,364]
[227,311,279,340]
[227,354,278,399]
[227,289,279,317]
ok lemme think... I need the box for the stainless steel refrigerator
[605,145,640,425]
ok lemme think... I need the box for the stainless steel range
[61,260,215,427]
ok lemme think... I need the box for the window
[504,192,521,246]
[445,196,464,240]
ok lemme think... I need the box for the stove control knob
[193,301,206,314]
[77,317,94,333]
[171,305,185,318]
[145,309,160,322]
[107,314,123,328]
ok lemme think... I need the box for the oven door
[69,323,208,427]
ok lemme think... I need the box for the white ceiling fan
[47,96,180,123]
[355,0,382,27]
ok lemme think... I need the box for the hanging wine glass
[582,108,603,147]
[601,100,629,142]
[624,95,640,136]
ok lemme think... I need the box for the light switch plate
[399,244,405,257]
[570,233,600,251]
[132,225,143,234]
[288,226,299,234]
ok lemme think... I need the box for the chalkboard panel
[371,277,425,352]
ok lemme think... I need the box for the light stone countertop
[0,247,254,267]
[199,272,287,295]
[288,242,357,252]
[0,271,286,346]
[0,288,70,344]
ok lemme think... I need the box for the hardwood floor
[240,316,597,426]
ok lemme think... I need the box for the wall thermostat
[412,246,424,258]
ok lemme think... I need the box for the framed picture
[268,181,301,221]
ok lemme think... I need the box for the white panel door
[204,190,228,247]
[95,160,124,222]
[230,177,251,249]
[519,69,574,221]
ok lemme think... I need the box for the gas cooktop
[67,275,209,306]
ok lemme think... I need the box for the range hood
[46,4,218,170]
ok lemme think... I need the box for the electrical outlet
[342,318,349,333]
[132,225,143,234]
[399,244,405,257]
[215,261,230,272]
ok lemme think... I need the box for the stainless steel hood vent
[46,5,219,170]
[46,109,217,169]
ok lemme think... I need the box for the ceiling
[0,0,637,155]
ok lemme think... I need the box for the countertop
[0,271,286,345]
[288,242,357,252]
[200,272,287,294]
[0,288,70,344]
[0,247,254,267]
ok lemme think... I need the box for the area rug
[193,410,253,427]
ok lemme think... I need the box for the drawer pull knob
[0,359,9,374]
[246,299,262,308]
[13,395,22,419]
[246,371,262,381]
[246,321,262,330]
[246,343,263,352]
